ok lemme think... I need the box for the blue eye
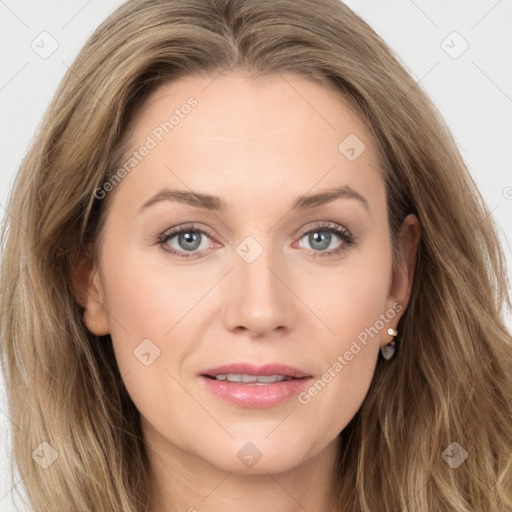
[297,222,354,259]
[156,222,355,260]
[157,224,214,259]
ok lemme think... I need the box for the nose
[221,242,299,338]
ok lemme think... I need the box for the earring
[380,327,398,360]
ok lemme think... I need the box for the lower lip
[199,375,313,408]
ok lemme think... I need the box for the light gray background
[1,1,511,510]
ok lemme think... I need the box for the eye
[296,222,355,259]
[157,224,216,259]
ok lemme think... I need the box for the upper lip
[200,362,312,379]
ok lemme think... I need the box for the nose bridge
[222,233,296,334]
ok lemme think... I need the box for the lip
[200,362,312,379]
[198,362,313,408]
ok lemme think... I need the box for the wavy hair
[1,0,511,510]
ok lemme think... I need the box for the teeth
[214,374,290,383]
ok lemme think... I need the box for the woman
[1,0,511,511]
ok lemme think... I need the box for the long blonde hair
[1,1,511,510]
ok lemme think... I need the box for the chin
[202,437,316,475]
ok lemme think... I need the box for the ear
[382,213,421,343]
[71,252,110,336]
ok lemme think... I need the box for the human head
[78,68,420,508]
[1,1,510,511]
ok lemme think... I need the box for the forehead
[112,71,385,217]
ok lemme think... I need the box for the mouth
[198,362,313,407]
[202,374,309,385]
[200,362,312,382]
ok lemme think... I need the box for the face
[81,71,419,476]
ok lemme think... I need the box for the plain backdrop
[1,1,511,510]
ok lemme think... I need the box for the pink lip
[200,362,311,378]
[198,362,313,408]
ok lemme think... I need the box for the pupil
[180,232,201,251]
[311,231,330,250]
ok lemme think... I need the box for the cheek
[309,247,391,402]
[336,268,390,336]
[102,239,204,334]
[99,244,190,378]
[316,247,392,341]
[100,248,200,435]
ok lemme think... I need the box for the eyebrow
[138,185,370,213]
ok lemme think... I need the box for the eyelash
[156,222,355,260]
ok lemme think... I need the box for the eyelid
[160,223,215,238]
[298,220,351,238]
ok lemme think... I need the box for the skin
[78,71,420,512]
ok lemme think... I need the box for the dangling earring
[380,327,398,360]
